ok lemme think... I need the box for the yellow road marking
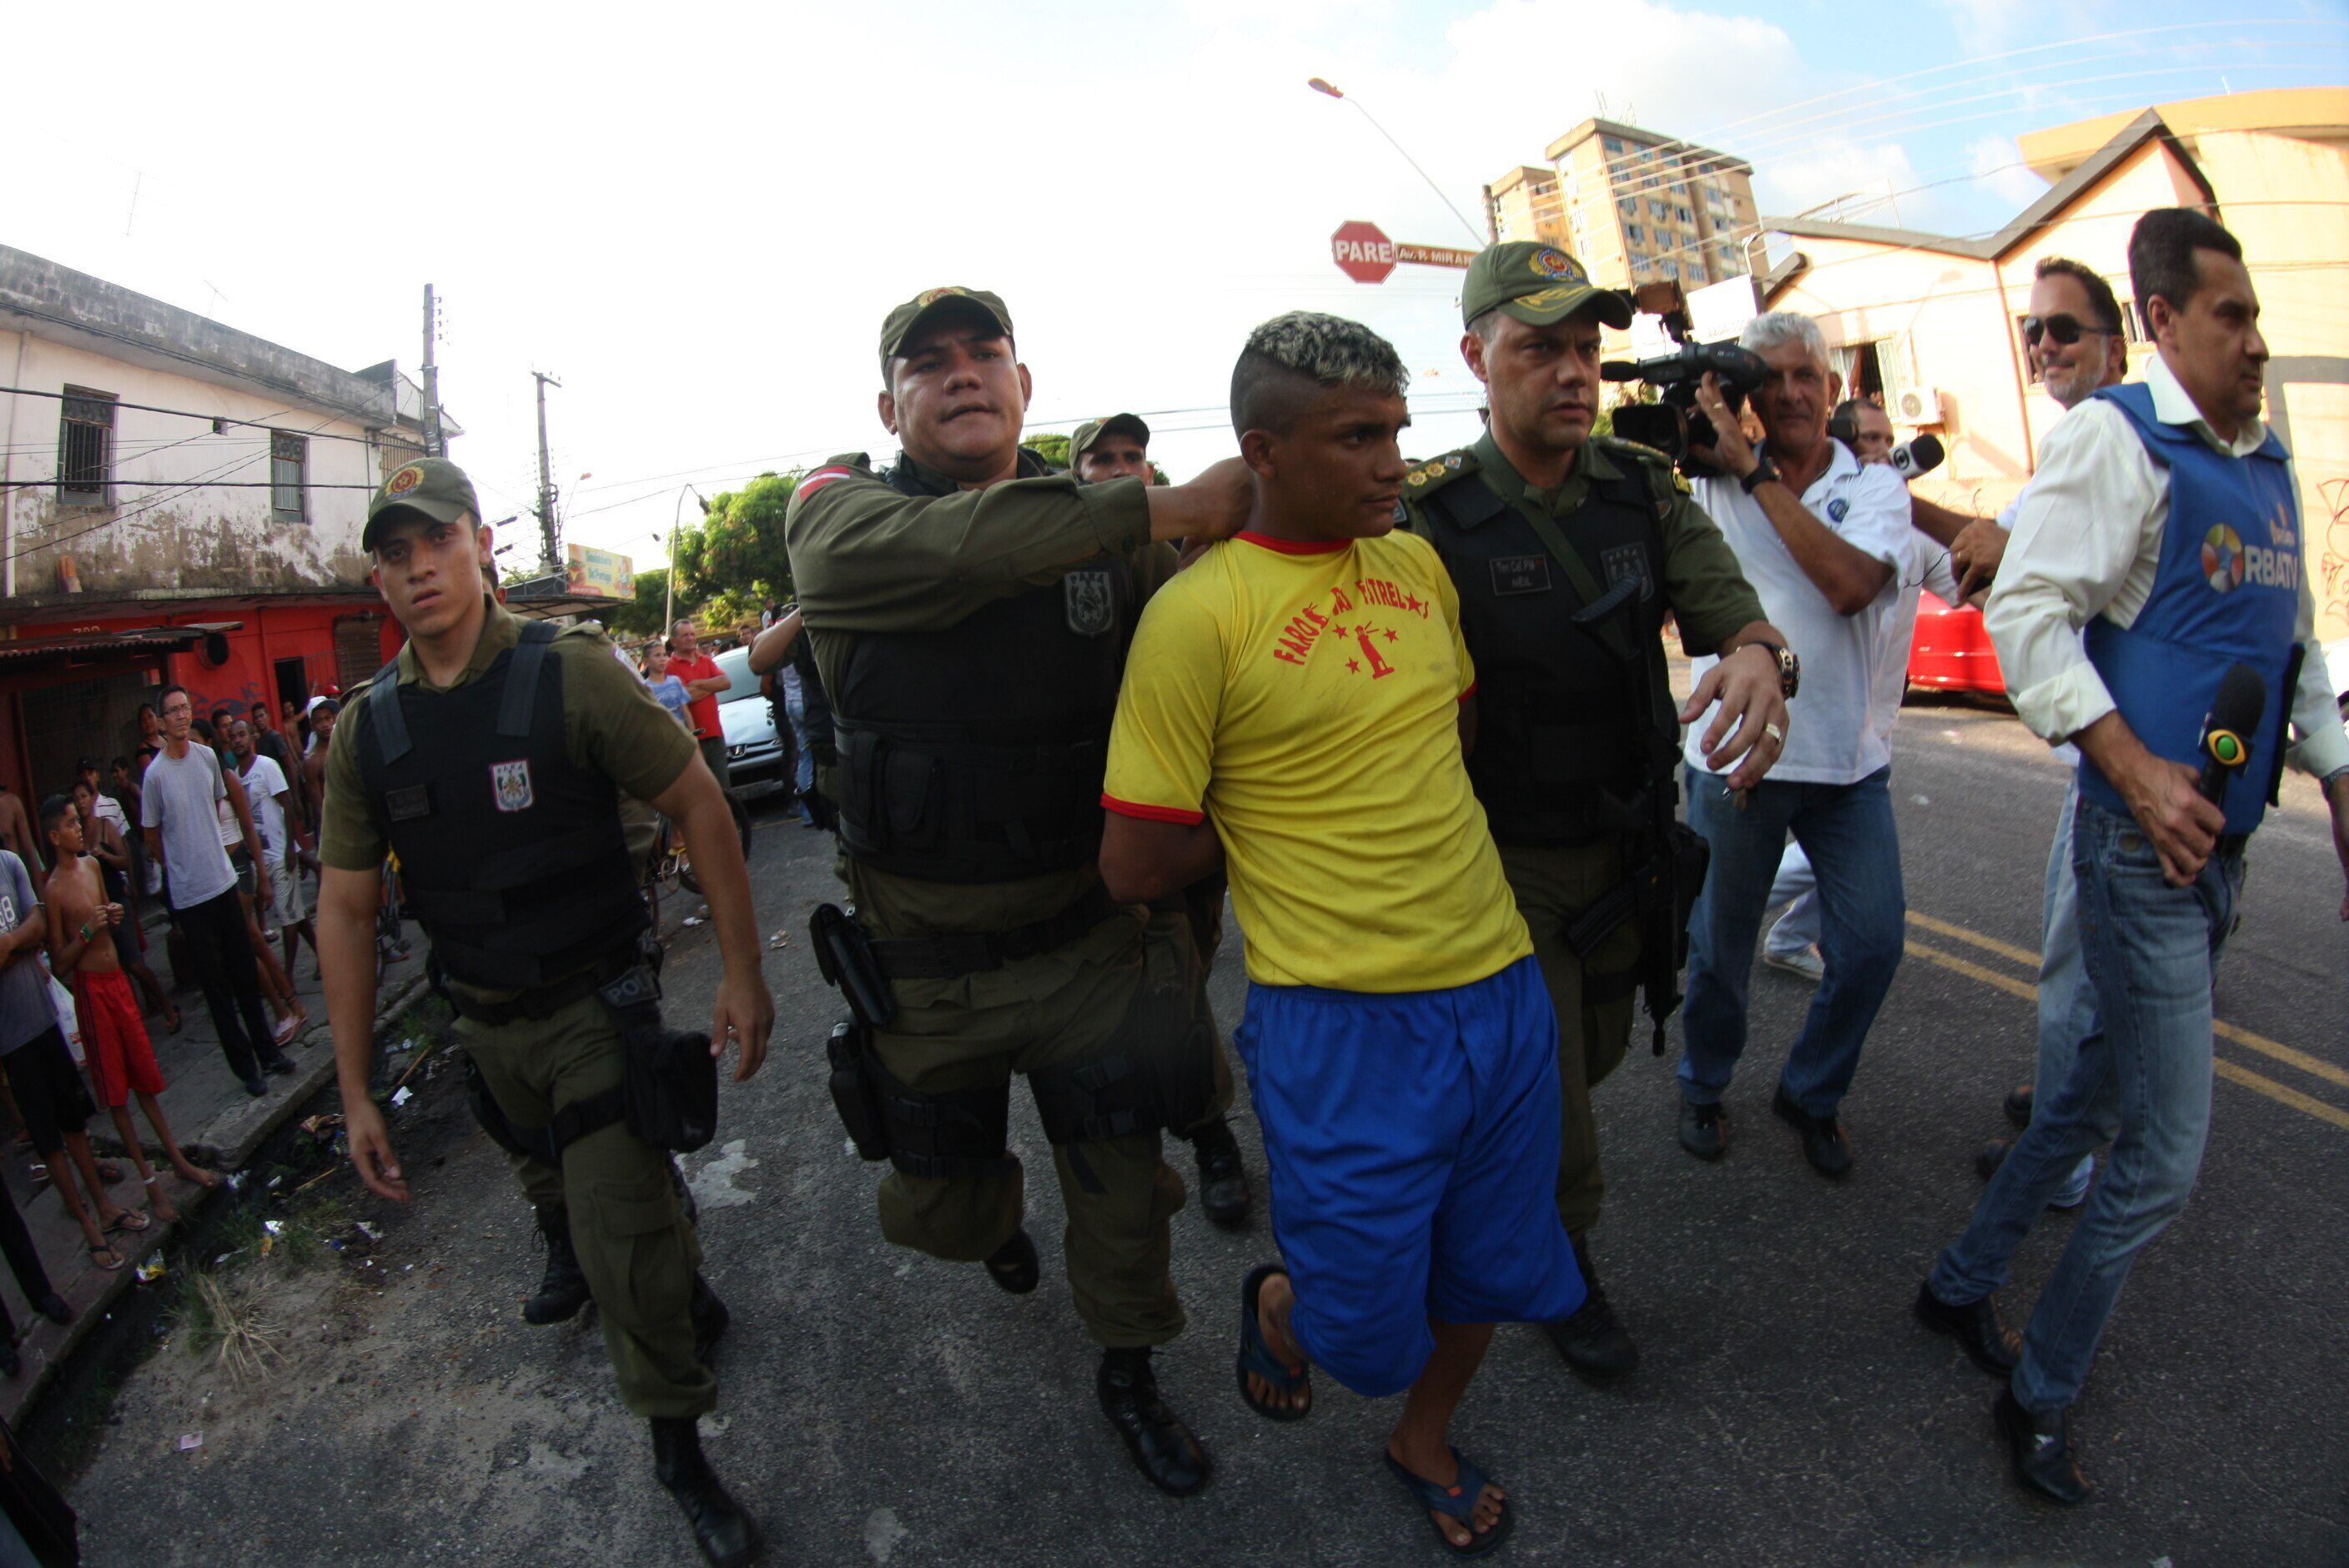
[1905,912,2349,1093]
[1900,934,2347,1130]
[1904,938,2036,1003]
[1906,911,2042,970]
[2214,1059,2349,1132]
[2214,1023,2349,1091]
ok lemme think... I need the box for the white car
[713,644,787,797]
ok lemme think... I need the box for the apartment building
[1486,118,1760,290]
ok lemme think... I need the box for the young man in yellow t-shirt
[1100,312,1582,1555]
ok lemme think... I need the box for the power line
[0,385,387,445]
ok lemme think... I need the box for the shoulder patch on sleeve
[789,454,873,510]
[1399,449,1478,499]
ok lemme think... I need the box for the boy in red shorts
[41,797,215,1224]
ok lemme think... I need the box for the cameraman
[1401,243,1790,1380]
[1680,311,1911,1178]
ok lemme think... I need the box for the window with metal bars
[270,430,308,521]
[58,389,115,506]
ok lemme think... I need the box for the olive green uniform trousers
[1500,840,1645,1243]
[872,905,1192,1349]
[1176,872,1241,1140]
[461,996,713,1420]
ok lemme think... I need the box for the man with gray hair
[1102,311,1581,1553]
[1675,309,1914,1177]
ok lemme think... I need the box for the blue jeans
[2035,777,2107,1194]
[1677,765,1905,1117]
[1930,799,2243,1413]
[785,696,815,823]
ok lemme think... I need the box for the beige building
[1486,118,1760,293]
[1759,88,2349,660]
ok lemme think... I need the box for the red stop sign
[1330,220,1396,284]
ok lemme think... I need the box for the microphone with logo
[2196,663,2266,809]
[1888,434,1944,480]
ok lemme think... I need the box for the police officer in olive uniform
[785,289,1251,1495]
[1067,414,1254,1227]
[320,460,775,1567]
[1400,244,1794,1381]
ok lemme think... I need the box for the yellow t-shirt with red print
[1103,528,1530,993]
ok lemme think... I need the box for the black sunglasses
[2022,313,2117,347]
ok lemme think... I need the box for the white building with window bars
[0,245,454,804]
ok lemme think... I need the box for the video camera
[1602,282,1768,479]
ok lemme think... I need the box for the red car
[1908,591,2005,696]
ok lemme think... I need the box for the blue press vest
[2077,383,2301,836]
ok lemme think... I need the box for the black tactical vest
[353,621,648,991]
[832,454,1137,883]
[1419,454,1679,846]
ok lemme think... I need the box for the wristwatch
[1740,455,1782,495]
[1742,637,1800,700]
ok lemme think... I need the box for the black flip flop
[1383,1445,1514,1557]
[1236,1263,1311,1422]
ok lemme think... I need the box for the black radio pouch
[596,965,717,1154]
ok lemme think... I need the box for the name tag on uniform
[385,785,432,822]
[1491,554,1552,596]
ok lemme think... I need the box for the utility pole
[532,370,562,574]
[420,284,444,457]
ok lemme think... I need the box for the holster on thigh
[461,1050,623,1169]
[865,1046,1016,1183]
[1027,913,1215,1183]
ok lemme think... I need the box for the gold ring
[1763,721,1785,746]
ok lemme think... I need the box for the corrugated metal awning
[0,621,242,669]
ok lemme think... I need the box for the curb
[0,968,437,1433]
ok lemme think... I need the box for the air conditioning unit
[1895,385,1944,425]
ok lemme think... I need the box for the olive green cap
[878,286,1014,375]
[1069,413,1151,465]
[1460,243,1632,331]
[364,456,480,551]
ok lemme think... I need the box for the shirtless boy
[43,797,216,1224]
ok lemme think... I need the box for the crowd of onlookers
[0,692,346,1377]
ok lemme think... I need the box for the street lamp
[664,482,708,634]
[1308,77,1486,245]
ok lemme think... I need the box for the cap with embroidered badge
[878,286,1015,376]
[1461,242,1632,331]
[364,456,481,550]
[1069,413,1151,467]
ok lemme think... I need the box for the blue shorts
[1234,954,1582,1399]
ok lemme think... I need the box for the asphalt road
[70,698,2349,1566]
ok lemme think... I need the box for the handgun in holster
[810,902,897,1031]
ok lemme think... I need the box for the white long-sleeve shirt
[1984,353,2349,781]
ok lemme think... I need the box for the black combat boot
[690,1277,730,1369]
[651,1416,761,1566]
[983,1227,1040,1294]
[1543,1238,1638,1380]
[524,1207,591,1326]
[1190,1118,1254,1226]
[1097,1347,1210,1497]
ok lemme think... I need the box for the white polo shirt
[1688,440,1914,786]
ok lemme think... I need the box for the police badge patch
[490,759,535,813]
[1064,570,1114,636]
[1601,543,1653,601]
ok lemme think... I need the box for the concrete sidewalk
[0,898,428,1429]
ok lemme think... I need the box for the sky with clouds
[4,0,2343,569]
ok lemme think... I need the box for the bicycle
[640,790,752,932]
